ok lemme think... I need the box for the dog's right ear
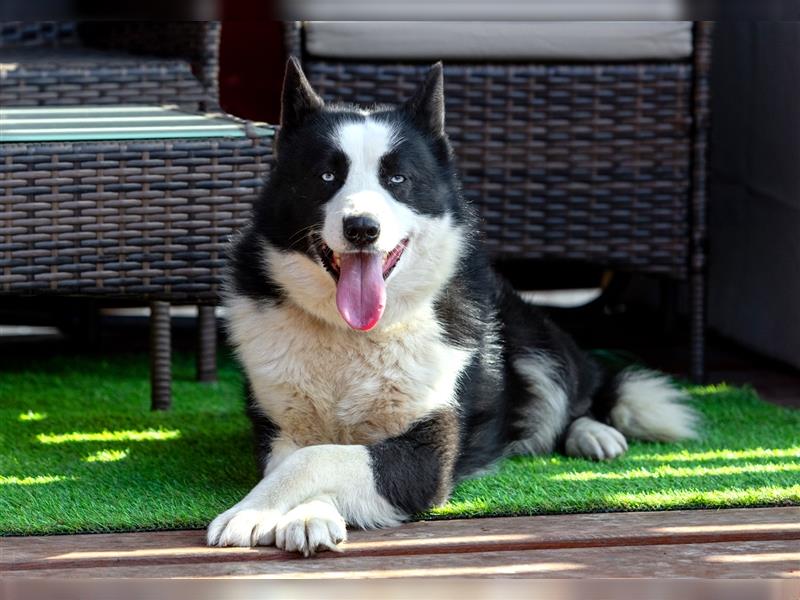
[403,62,445,138]
[280,57,324,132]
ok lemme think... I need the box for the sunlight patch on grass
[554,462,800,481]
[36,429,181,445]
[18,411,47,422]
[83,449,130,463]
[689,384,737,396]
[628,447,800,463]
[605,485,800,508]
[0,475,72,485]
[429,499,492,517]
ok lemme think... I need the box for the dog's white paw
[274,499,347,557]
[565,416,628,460]
[207,505,283,547]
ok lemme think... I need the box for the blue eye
[321,172,335,182]
[389,174,405,184]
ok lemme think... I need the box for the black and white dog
[207,59,698,554]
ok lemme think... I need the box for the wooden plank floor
[2,508,798,578]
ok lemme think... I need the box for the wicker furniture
[0,106,274,408]
[1,20,227,404]
[0,21,220,111]
[287,22,712,382]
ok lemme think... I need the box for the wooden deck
[2,507,798,579]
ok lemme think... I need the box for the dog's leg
[207,409,459,551]
[206,444,398,549]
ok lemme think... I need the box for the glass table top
[0,105,274,143]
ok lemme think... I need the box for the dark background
[219,19,284,123]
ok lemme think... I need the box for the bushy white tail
[609,369,700,442]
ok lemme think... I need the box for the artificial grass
[1,351,798,536]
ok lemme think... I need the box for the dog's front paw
[207,505,283,547]
[275,499,347,557]
[565,416,628,461]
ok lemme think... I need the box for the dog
[207,58,699,555]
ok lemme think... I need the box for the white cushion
[305,22,693,61]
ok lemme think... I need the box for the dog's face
[257,58,466,331]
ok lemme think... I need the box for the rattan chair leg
[690,272,706,384]
[196,304,218,382]
[688,22,712,385]
[150,301,172,410]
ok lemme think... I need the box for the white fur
[610,369,700,442]
[322,118,412,254]
[207,445,404,548]
[217,270,472,550]
[565,416,628,461]
[263,435,299,475]
[227,295,472,446]
[508,352,569,455]
[274,496,347,556]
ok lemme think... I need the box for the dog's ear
[280,57,324,132]
[403,62,445,138]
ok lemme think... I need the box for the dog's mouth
[317,239,408,283]
[317,239,408,331]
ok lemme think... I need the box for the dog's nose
[343,215,380,247]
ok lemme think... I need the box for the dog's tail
[605,368,700,442]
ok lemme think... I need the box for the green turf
[1,352,798,535]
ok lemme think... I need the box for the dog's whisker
[286,224,320,246]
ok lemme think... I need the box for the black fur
[244,382,280,473]
[368,409,459,514]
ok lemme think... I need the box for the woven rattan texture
[77,22,222,108]
[688,22,713,381]
[0,22,78,48]
[0,133,272,299]
[0,22,220,110]
[306,61,694,277]
[0,50,209,108]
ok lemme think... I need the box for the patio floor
[2,507,798,578]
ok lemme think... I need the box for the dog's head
[252,58,468,331]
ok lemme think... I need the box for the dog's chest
[228,298,470,446]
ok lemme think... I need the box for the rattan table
[0,106,274,409]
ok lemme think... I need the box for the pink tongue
[335,252,386,331]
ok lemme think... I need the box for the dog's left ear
[280,57,324,132]
[403,62,445,138]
